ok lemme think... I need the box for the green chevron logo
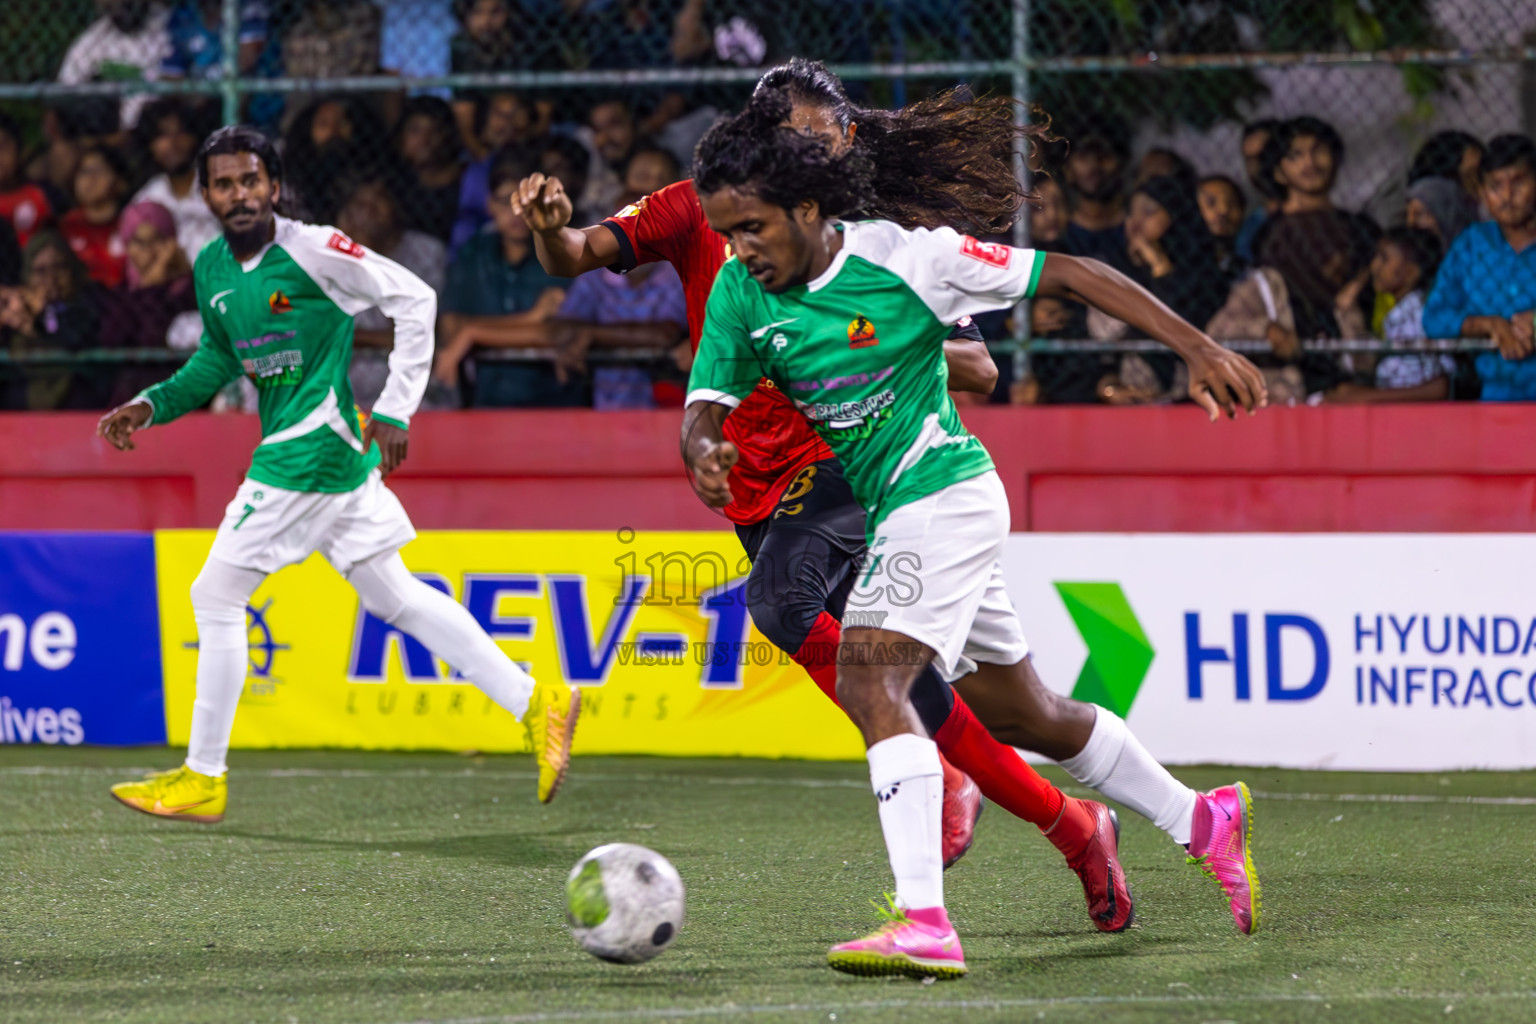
[1054,582,1155,718]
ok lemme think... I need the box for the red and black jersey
[60,209,125,289]
[603,180,833,526]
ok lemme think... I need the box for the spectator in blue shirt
[1423,134,1536,400]
[160,0,281,125]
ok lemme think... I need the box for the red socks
[790,612,1090,851]
[1041,795,1096,861]
[931,694,1067,832]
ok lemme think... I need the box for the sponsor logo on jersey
[749,317,800,339]
[787,365,895,393]
[327,232,366,259]
[232,329,297,350]
[614,195,647,218]
[242,349,305,389]
[209,288,235,313]
[799,388,896,427]
[847,316,879,349]
[960,235,1011,268]
[269,290,292,314]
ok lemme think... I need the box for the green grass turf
[2,748,1535,1024]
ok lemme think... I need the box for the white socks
[866,732,945,910]
[1058,707,1198,845]
[184,551,538,778]
[185,559,266,777]
[347,553,535,722]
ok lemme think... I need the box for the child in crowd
[1198,175,1247,277]
[1331,227,1452,402]
[59,146,129,288]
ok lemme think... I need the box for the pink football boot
[1186,782,1262,935]
[827,897,967,979]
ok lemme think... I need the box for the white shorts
[207,470,416,576]
[847,470,1029,681]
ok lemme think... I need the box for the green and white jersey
[688,220,1043,533]
[137,216,435,493]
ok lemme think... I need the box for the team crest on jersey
[847,315,879,349]
[268,290,292,314]
[327,232,365,259]
[960,235,1011,268]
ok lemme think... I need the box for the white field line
[389,990,1536,1024]
[3,765,1536,805]
[1248,789,1536,806]
[0,765,867,789]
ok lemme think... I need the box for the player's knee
[353,577,409,625]
[346,556,414,624]
[747,592,818,656]
[834,665,900,717]
[189,567,253,626]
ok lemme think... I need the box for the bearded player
[98,126,580,821]
[684,87,1266,977]
[515,62,1140,933]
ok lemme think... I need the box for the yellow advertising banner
[153,530,865,759]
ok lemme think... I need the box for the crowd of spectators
[3,0,1535,410]
[1024,116,1536,406]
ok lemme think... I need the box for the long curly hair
[692,88,874,219]
[752,58,1050,234]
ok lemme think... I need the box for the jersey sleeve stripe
[600,220,638,274]
[370,412,408,431]
[1024,250,1046,299]
[685,387,744,409]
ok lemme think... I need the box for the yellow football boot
[525,680,580,803]
[110,765,226,823]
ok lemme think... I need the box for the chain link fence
[0,0,1533,409]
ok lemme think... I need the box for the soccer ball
[565,843,685,964]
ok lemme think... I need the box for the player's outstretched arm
[679,400,738,508]
[514,173,622,278]
[96,331,243,448]
[1036,252,1268,421]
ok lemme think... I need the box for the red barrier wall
[4,405,1535,532]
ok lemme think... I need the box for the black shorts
[735,458,866,627]
[734,457,956,733]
